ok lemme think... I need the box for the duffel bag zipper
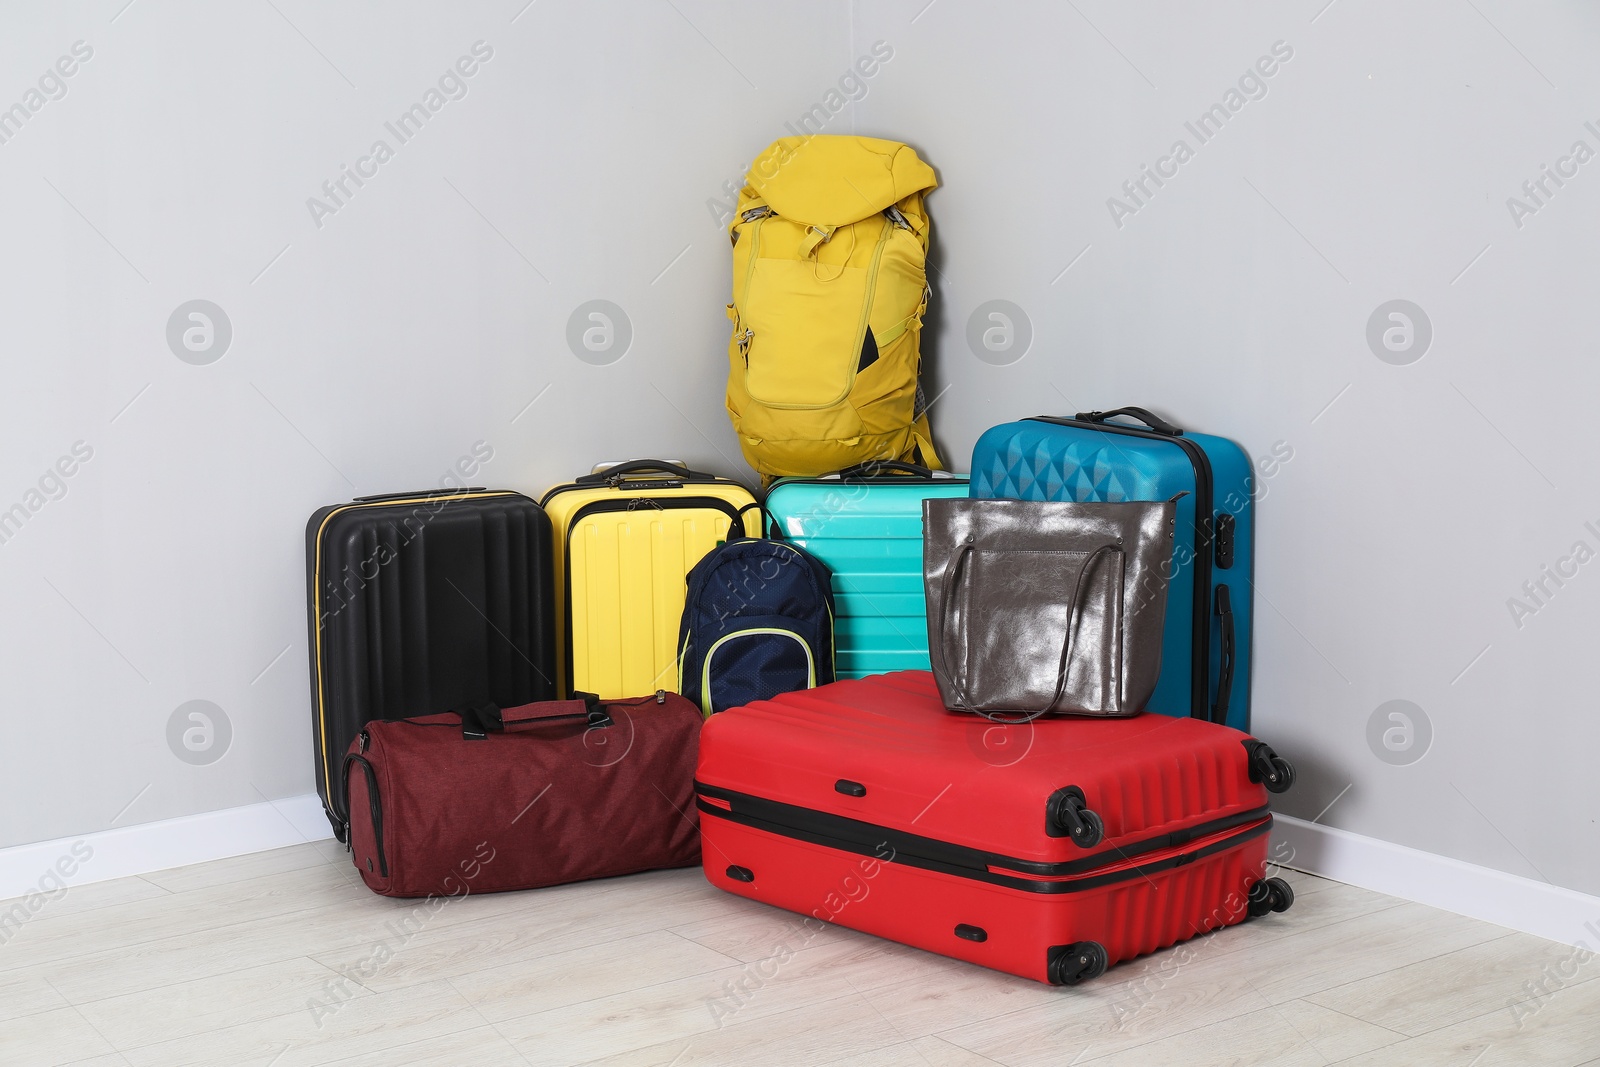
[342,752,388,879]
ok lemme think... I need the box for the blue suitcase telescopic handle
[1074,407,1184,437]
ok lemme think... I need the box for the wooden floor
[2,842,1598,1066]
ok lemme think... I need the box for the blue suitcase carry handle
[1074,407,1184,437]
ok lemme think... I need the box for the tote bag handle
[929,541,1125,723]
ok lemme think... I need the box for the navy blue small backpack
[678,526,835,715]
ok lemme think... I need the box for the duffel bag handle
[574,460,719,484]
[461,693,613,739]
[1074,407,1183,437]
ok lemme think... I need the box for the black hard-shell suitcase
[305,488,557,839]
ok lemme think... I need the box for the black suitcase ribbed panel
[305,491,556,836]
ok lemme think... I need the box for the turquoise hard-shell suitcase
[765,462,970,679]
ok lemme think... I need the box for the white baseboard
[6,798,1599,953]
[0,794,334,901]
[1273,814,1600,950]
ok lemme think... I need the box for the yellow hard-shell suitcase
[540,461,760,699]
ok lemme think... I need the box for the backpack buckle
[800,226,835,258]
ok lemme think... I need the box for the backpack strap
[799,225,835,258]
[874,284,930,349]
[910,412,942,471]
[875,310,921,349]
[734,500,782,540]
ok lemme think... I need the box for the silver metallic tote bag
[923,496,1179,721]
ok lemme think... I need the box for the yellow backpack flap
[725,136,942,482]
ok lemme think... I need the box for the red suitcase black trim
[696,782,1274,891]
[699,794,1272,895]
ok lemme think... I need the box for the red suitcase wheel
[1247,877,1294,918]
[1049,941,1108,985]
[1047,787,1105,848]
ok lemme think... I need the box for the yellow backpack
[725,136,941,481]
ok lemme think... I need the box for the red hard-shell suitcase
[346,693,701,898]
[695,672,1295,984]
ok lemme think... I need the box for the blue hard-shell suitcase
[969,408,1254,730]
[765,462,970,679]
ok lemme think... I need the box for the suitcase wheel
[1247,877,1295,918]
[1070,808,1105,848]
[1048,941,1108,986]
[1047,787,1106,849]
[1243,741,1296,794]
[1264,758,1296,793]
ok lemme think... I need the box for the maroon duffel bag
[343,692,702,898]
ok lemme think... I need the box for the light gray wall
[8,0,1598,907]
[0,0,851,848]
[853,0,1600,895]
